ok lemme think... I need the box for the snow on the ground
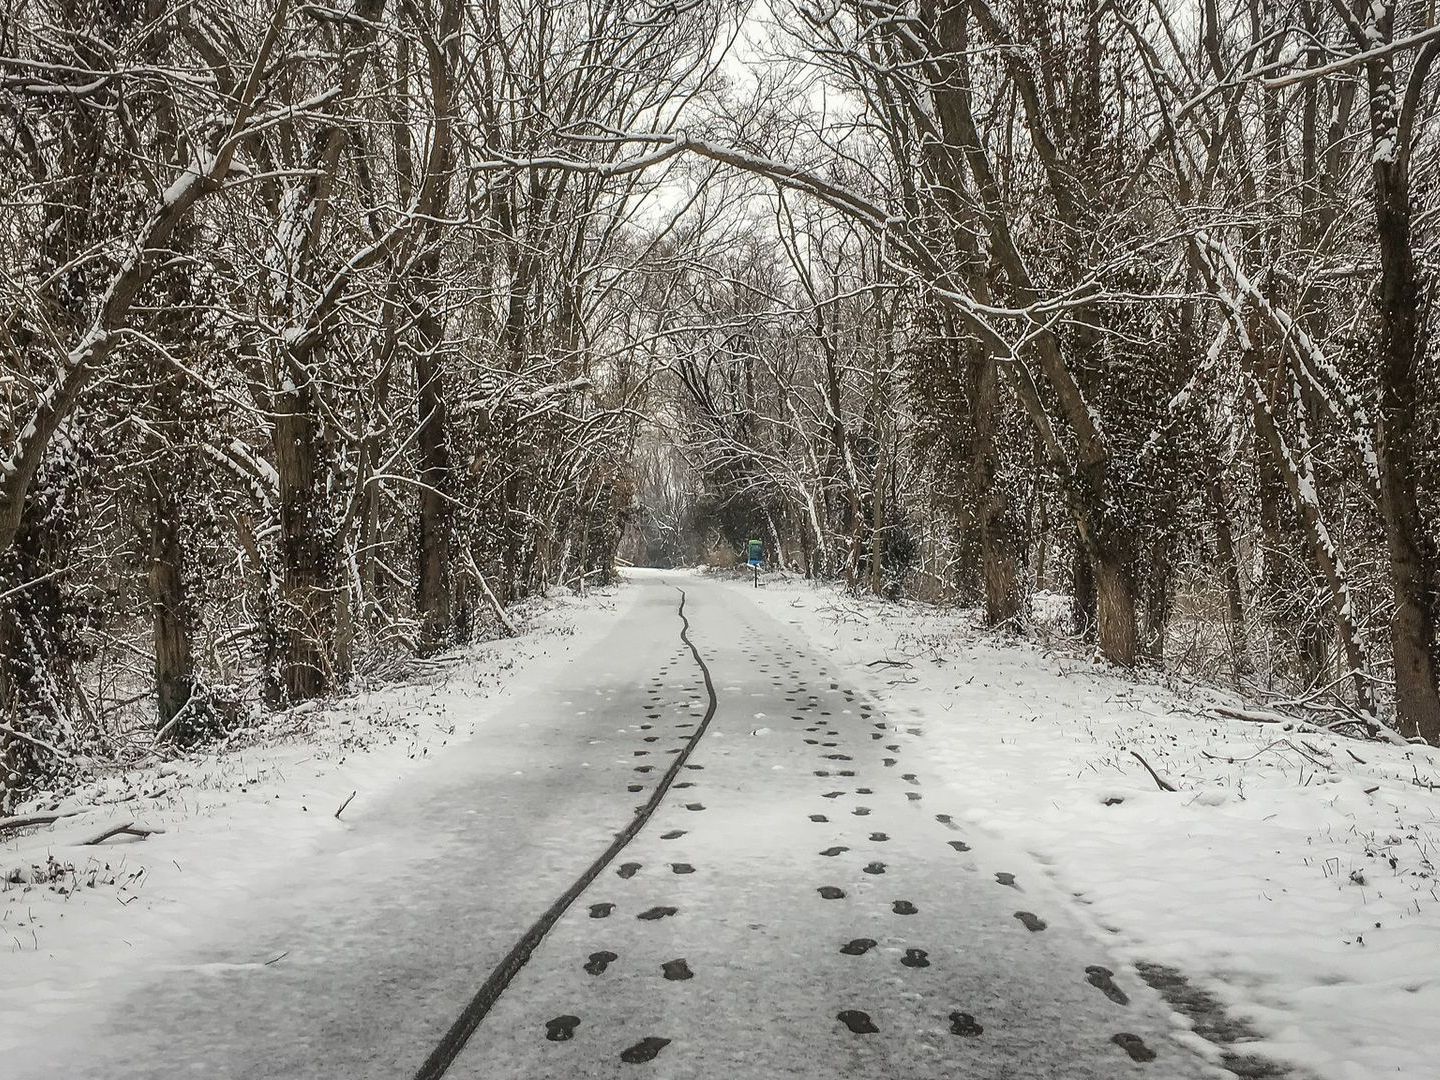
[743,574,1440,1080]
[0,584,633,1048]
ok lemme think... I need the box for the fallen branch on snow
[0,806,89,840]
[83,821,165,845]
[1212,705,1300,726]
[1212,704,1405,745]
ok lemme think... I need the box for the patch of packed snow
[745,576,1440,1080]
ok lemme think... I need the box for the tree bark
[147,475,198,740]
[272,376,338,703]
[1363,30,1440,742]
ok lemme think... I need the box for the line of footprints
[544,653,705,1063]
[805,684,1157,1065]
[547,637,1155,1066]
[549,834,697,1062]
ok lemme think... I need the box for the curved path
[39,571,1219,1079]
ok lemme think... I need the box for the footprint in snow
[685,803,705,812]
[817,886,846,899]
[810,814,829,822]
[545,1015,581,1041]
[662,958,693,981]
[584,951,618,975]
[863,861,885,875]
[840,938,877,955]
[1111,1033,1155,1062]
[883,758,897,767]
[995,872,1018,888]
[870,832,889,842]
[1014,911,1047,932]
[905,792,922,802]
[673,781,694,789]
[901,948,929,968]
[637,906,678,920]
[589,903,614,919]
[852,807,871,816]
[1085,965,1129,1005]
[821,846,849,856]
[837,1010,878,1034]
[627,784,643,793]
[661,830,686,840]
[949,1011,983,1037]
[822,791,845,799]
[617,862,641,879]
[671,863,694,874]
[892,900,918,915]
[620,1037,671,1063]
[948,840,971,852]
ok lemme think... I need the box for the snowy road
[40,572,1214,1079]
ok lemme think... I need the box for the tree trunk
[272,376,338,703]
[970,344,1021,624]
[1071,539,1096,641]
[413,297,454,655]
[1365,38,1440,743]
[1093,553,1139,666]
[1206,473,1251,675]
[869,443,886,596]
[0,506,76,809]
[1141,535,1172,663]
[147,475,198,740]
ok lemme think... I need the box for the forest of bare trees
[2,0,1437,809]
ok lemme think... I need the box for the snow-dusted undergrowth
[746,576,1439,1080]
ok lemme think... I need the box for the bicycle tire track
[411,584,718,1080]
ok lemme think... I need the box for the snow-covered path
[21,572,1215,1078]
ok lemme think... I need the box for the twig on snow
[1130,751,1178,792]
[335,790,357,819]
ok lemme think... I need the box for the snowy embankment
[0,585,632,1050]
[746,576,1440,1080]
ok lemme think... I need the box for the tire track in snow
[411,584,719,1080]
